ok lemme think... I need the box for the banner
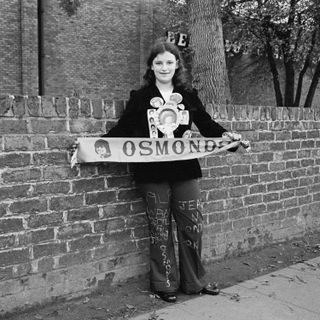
[71,137,242,167]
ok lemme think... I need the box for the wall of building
[0,0,24,94]
[0,0,164,99]
[1,94,320,315]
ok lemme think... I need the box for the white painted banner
[71,137,242,167]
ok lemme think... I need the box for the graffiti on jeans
[178,199,203,251]
[178,199,201,212]
[145,191,171,244]
[160,244,172,287]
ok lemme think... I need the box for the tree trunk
[265,41,283,106]
[283,59,295,106]
[304,62,320,108]
[294,30,316,107]
[187,0,231,105]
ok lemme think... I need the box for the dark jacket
[103,84,227,183]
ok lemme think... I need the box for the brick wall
[1,95,320,315]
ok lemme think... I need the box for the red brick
[101,203,131,218]
[85,190,117,205]
[251,163,268,173]
[0,185,30,201]
[232,218,252,229]
[0,203,8,218]
[0,96,12,116]
[249,184,266,194]
[225,197,244,210]
[283,198,298,208]
[18,228,55,246]
[68,97,80,118]
[286,141,301,149]
[92,99,104,119]
[29,119,67,134]
[50,194,83,211]
[33,181,70,195]
[203,200,224,213]
[0,234,15,250]
[33,242,67,259]
[267,201,283,212]
[43,166,78,180]
[58,251,92,268]
[209,166,231,177]
[26,96,41,116]
[36,257,55,273]
[2,168,41,183]
[94,218,125,234]
[118,188,142,202]
[93,240,137,259]
[33,151,68,165]
[57,222,92,240]
[107,176,133,188]
[9,198,47,214]
[247,203,266,216]
[97,162,128,175]
[208,212,228,223]
[0,218,25,234]
[69,235,101,252]
[0,248,29,267]
[27,212,63,228]
[228,185,248,197]
[47,135,76,150]
[4,136,45,151]
[0,266,13,281]
[54,97,67,117]
[69,119,105,134]
[0,119,28,134]
[67,207,100,222]
[40,96,57,117]
[0,153,31,168]
[125,214,147,228]
[244,194,263,206]
[228,208,247,220]
[267,182,284,192]
[72,178,105,193]
[80,98,91,117]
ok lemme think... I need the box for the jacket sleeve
[102,90,139,137]
[191,89,227,137]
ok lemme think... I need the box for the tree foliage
[221,0,320,107]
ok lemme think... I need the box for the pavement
[130,256,320,320]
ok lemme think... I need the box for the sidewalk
[130,256,320,320]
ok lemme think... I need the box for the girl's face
[151,51,178,86]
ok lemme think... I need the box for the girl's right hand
[68,141,79,158]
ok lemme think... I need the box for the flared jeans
[139,179,207,294]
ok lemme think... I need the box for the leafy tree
[221,0,320,107]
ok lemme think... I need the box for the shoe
[155,292,177,303]
[200,282,220,295]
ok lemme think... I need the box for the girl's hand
[222,131,242,141]
[68,141,79,158]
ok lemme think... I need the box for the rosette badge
[148,93,189,138]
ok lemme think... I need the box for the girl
[103,41,240,303]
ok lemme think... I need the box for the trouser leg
[139,182,179,293]
[171,179,207,294]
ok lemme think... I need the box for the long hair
[142,41,191,91]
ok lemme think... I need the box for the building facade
[0,0,165,99]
